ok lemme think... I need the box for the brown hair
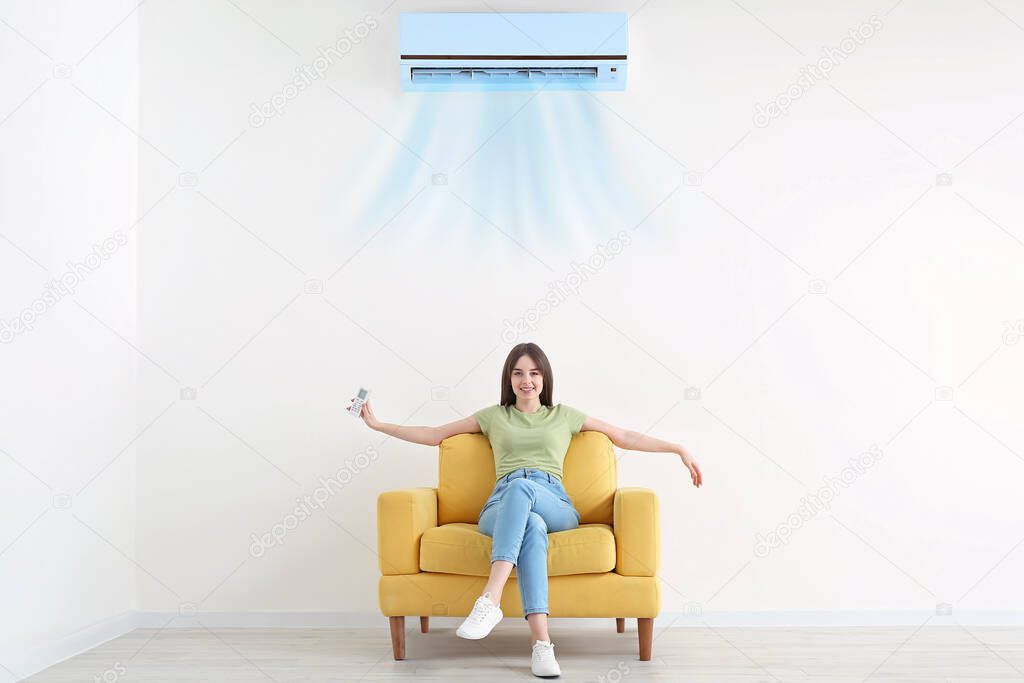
[499,343,554,407]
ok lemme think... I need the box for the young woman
[352,342,702,678]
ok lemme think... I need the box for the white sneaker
[456,591,503,639]
[531,639,561,677]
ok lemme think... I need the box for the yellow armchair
[377,431,661,661]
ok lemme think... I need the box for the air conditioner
[399,12,628,92]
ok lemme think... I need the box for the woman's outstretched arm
[350,397,480,446]
[580,416,703,488]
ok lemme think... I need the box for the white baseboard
[654,609,1024,627]
[2,610,140,683]
[9,609,1024,682]
[138,609,1024,628]
[134,610,385,628]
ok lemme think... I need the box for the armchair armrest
[377,487,438,575]
[613,487,660,577]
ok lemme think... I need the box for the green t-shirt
[472,403,588,481]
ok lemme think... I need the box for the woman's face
[510,355,543,400]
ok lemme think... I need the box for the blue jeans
[478,468,581,618]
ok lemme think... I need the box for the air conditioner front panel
[399,13,628,91]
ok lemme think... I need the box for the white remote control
[349,387,369,417]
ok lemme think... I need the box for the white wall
[132,0,1024,620]
[0,1,139,679]
[3,0,1024,675]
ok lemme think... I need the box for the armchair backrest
[437,431,617,526]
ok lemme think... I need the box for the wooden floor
[25,620,1024,681]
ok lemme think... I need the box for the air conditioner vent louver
[411,67,599,83]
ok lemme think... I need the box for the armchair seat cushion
[419,522,616,577]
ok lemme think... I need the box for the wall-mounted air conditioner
[399,12,628,92]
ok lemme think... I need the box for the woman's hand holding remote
[351,397,381,431]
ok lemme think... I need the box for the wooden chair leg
[616,618,625,633]
[637,617,653,661]
[420,616,429,633]
[389,616,406,660]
